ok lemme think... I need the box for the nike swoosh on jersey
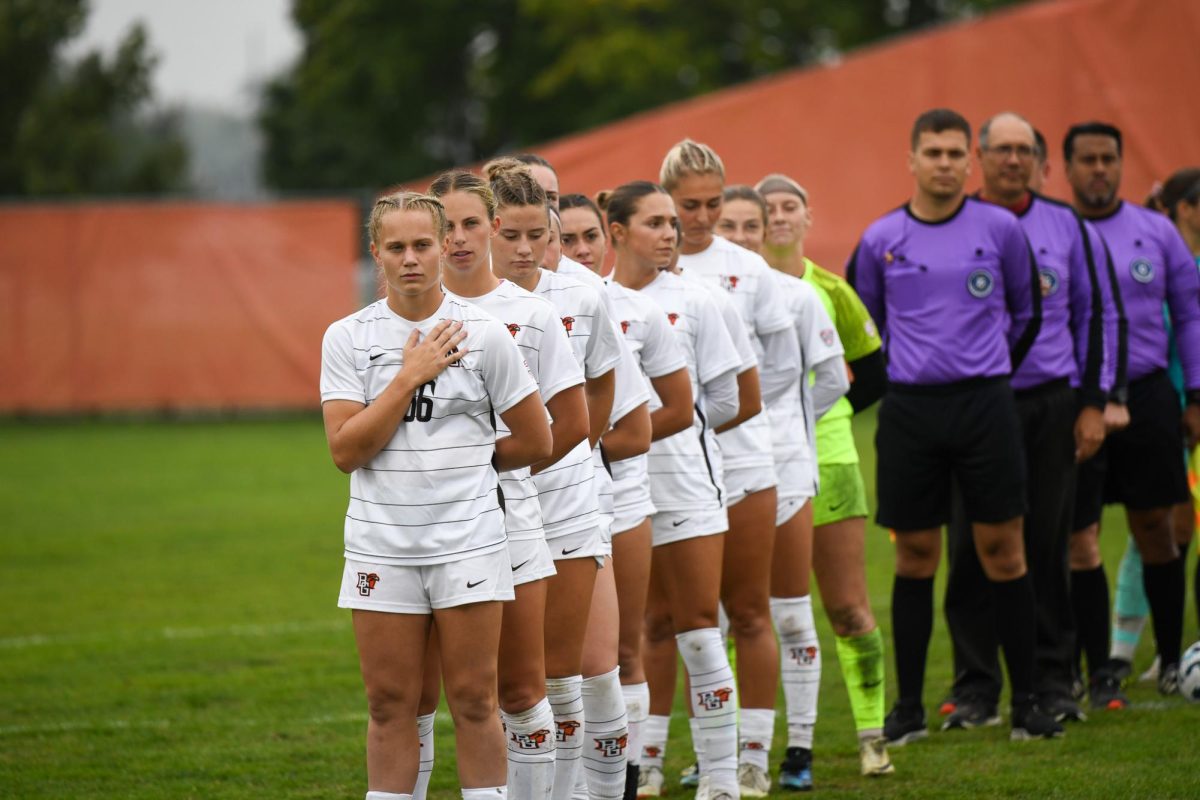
[369,352,386,361]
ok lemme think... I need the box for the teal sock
[1111,535,1149,661]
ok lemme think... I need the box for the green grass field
[2,413,1198,799]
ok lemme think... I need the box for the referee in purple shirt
[940,113,1115,729]
[1065,122,1200,702]
[848,108,1062,744]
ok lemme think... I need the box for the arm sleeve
[811,356,850,419]
[1162,221,1200,391]
[758,325,802,407]
[752,259,795,336]
[1069,217,1108,407]
[609,330,652,425]
[846,350,887,412]
[694,292,744,386]
[701,368,740,429]
[1002,221,1042,372]
[639,300,689,378]
[713,288,759,373]
[584,289,623,379]
[482,319,539,414]
[797,285,847,414]
[845,240,886,340]
[320,322,366,404]
[534,304,586,404]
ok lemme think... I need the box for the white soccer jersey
[532,268,624,538]
[446,280,584,545]
[765,271,844,491]
[679,236,796,472]
[320,294,538,566]
[635,270,742,513]
[607,280,690,511]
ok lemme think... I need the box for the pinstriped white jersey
[320,295,538,566]
[447,280,584,544]
[607,280,690,510]
[766,270,843,493]
[635,270,742,513]
[532,268,623,538]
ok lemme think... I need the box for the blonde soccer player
[321,192,552,800]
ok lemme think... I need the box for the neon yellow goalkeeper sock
[836,628,885,738]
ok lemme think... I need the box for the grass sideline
[0,414,1197,799]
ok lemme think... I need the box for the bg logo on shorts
[510,729,551,750]
[1130,257,1155,284]
[789,644,819,665]
[696,687,734,710]
[556,720,581,742]
[594,734,628,758]
[967,269,995,298]
[356,572,380,596]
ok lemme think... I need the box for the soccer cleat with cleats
[1108,657,1133,682]
[858,736,895,777]
[1040,693,1087,723]
[941,697,1002,731]
[680,761,700,788]
[1088,670,1129,710]
[778,746,813,791]
[737,763,771,797]
[1010,702,1065,741]
[937,694,957,716]
[883,702,928,746]
[636,764,664,798]
[1158,662,1180,696]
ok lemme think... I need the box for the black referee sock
[892,575,934,707]
[1142,555,1185,667]
[991,573,1037,701]
[1070,565,1110,678]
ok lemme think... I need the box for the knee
[643,610,676,644]
[895,539,939,578]
[977,535,1027,581]
[1069,526,1101,570]
[724,600,773,640]
[444,676,499,725]
[618,640,641,676]
[364,682,417,727]
[498,675,543,714]
[825,603,875,638]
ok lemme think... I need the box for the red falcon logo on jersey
[506,323,521,337]
[356,572,380,596]
[790,645,819,665]
[556,720,581,741]
[696,687,733,710]
[510,729,551,750]
[721,274,740,291]
[594,734,628,758]
[620,320,630,334]
[667,312,680,326]
[561,316,575,332]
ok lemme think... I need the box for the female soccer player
[485,158,630,800]
[320,191,552,800]
[658,140,803,797]
[753,174,891,778]
[608,180,744,800]
[427,170,589,800]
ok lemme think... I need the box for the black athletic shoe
[884,702,928,746]
[1010,703,1065,741]
[941,697,1001,731]
[778,746,813,791]
[1158,662,1180,696]
[1040,693,1087,723]
[1088,670,1129,710]
[1109,657,1133,682]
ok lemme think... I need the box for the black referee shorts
[1073,370,1188,530]
[876,377,1026,531]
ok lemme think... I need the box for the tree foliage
[0,0,188,197]
[260,0,1021,191]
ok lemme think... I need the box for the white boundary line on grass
[0,619,346,650]
[0,711,368,737]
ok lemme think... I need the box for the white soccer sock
[546,675,585,800]
[502,698,556,800]
[581,667,628,800]
[738,707,774,771]
[718,601,731,641]
[414,711,436,800]
[676,627,739,795]
[641,714,669,770]
[462,788,507,800]
[688,717,707,773]
[771,596,820,750]
[622,682,650,768]
[366,793,410,800]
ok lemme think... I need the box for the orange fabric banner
[0,201,360,412]
[520,0,1200,271]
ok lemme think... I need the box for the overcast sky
[68,0,302,113]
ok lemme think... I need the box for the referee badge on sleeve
[966,269,995,298]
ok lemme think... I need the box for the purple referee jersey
[1089,201,1200,389]
[1003,193,1113,406]
[847,197,1042,386]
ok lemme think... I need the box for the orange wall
[528,0,1200,271]
[0,201,360,412]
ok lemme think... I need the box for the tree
[260,0,1022,191]
[0,0,188,196]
